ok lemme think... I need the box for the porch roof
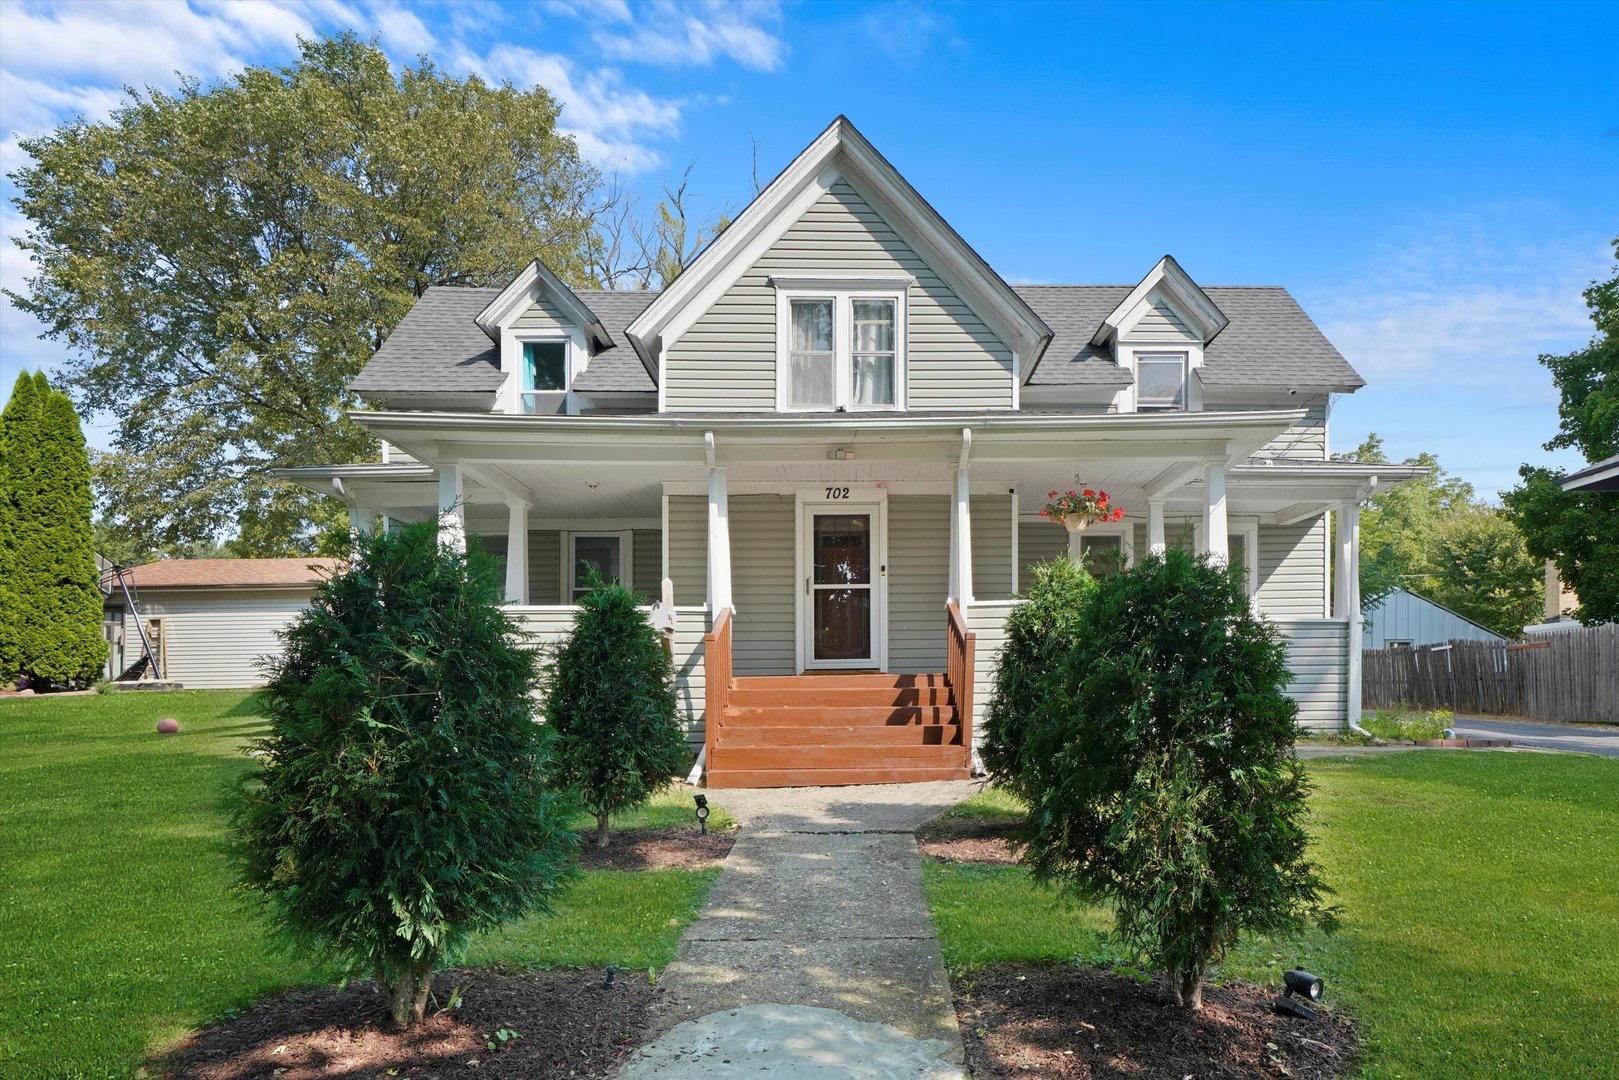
[279,409,1425,527]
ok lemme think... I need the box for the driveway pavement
[1449,716,1619,758]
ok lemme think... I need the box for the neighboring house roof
[124,558,343,589]
[350,287,659,397]
[1562,453,1619,492]
[353,282,1359,397]
[1363,587,1505,644]
[1019,284,1362,390]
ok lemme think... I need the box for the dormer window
[1136,353,1188,412]
[774,278,909,411]
[521,340,568,413]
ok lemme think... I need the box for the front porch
[282,409,1398,786]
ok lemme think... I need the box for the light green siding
[1127,298,1198,342]
[632,529,661,598]
[665,179,1014,411]
[970,493,1015,601]
[1207,394,1330,459]
[527,529,562,604]
[512,291,572,332]
[888,496,950,674]
[1017,519,1069,590]
[1256,517,1328,619]
[666,495,709,607]
[729,494,796,675]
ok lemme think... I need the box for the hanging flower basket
[1040,488,1125,532]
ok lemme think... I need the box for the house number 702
[825,486,851,499]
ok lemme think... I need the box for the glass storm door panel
[811,513,874,664]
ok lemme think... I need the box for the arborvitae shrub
[980,557,1096,799]
[1021,549,1337,1011]
[233,523,576,1027]
[544,575,689,847]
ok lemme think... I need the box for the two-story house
[282,117,1419,787]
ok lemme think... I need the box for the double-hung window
[779,288,904,411]
[1135,352,1188,412]
[568,532,630,601]
[521,340,568,413]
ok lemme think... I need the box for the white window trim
[774,286,908,412]
[500,326,586,414]
[1132,350,1192,413]
[563,530,633,600]
[1075,518,1135,572]
[1193,518,1260,598]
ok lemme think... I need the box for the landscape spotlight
[1273,969,1324,1020]
[694,793,710,835]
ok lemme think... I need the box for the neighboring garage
[115,558,343,688]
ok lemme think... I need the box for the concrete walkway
[618,781,976,1079]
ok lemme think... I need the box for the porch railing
[945,602,976,765]
[702,606,735,778]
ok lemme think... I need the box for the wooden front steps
[705,672,969,789]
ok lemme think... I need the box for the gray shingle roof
[350,287,502,395]
[352,282,1363,397]
[1015,284,1363,391]
[572,290,658,392]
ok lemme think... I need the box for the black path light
[694,793,710,835]
[1272,968,1325,1020]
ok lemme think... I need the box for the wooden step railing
[702,606,734,780]
[945,602,976,764]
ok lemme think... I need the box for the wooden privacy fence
[1363,623,1619,724]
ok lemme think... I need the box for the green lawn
[924,754,1619,1080]
[0,691,722,1079]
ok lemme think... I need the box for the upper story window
[1135,352,1188,412]
[777,287,905,411]
[521,340,568,414]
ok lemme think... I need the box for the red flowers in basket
[1040,488,1126,526]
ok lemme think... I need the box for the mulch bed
[955,964,1357,1079]
[917,815,1025,865]
[158,967,660,1079]
[573,825,737,871]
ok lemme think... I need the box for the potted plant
[1039,489,1125,534]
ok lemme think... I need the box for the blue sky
[2,0,1615,498]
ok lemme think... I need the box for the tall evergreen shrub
[233,524,576,1027]
[0,372,107,687]
[1021,550,1337,1011]
[544,576,689,847]
[980,558,1096,799]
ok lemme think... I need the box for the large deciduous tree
[233,523,576,1028]
[1505,242,1619,625]
[6,34,600,556]
[0,372,108,688]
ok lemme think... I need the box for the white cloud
[591,0,786,72]
[371,3,436,55]
[1315,208,1605,387]
[454,42,681,172]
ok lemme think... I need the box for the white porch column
[353,506,376,537]
[949,460,974,605]
[1147,499,1166,556]
[503,496,529,605]
[1201,462,1228,564]
[1336,500,1363,726]
[707,465,733,612]
[1333,504,1353,619]
[436,461,465,554]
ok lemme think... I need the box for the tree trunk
[596,811,611,848]
[1170,964,1204,1012]
[389,966,433,1028]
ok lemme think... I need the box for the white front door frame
[794,484,889,672]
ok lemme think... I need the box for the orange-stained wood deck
[704,672,970,788]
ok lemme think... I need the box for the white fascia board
[626,117,848,354]
[1561,454,1619,491]
[474,258,612,352]
[624,115,1054,383]
[1090,255,1230,348]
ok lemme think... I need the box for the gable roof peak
[625,115,1053,381]
[1089,254,1230,348]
